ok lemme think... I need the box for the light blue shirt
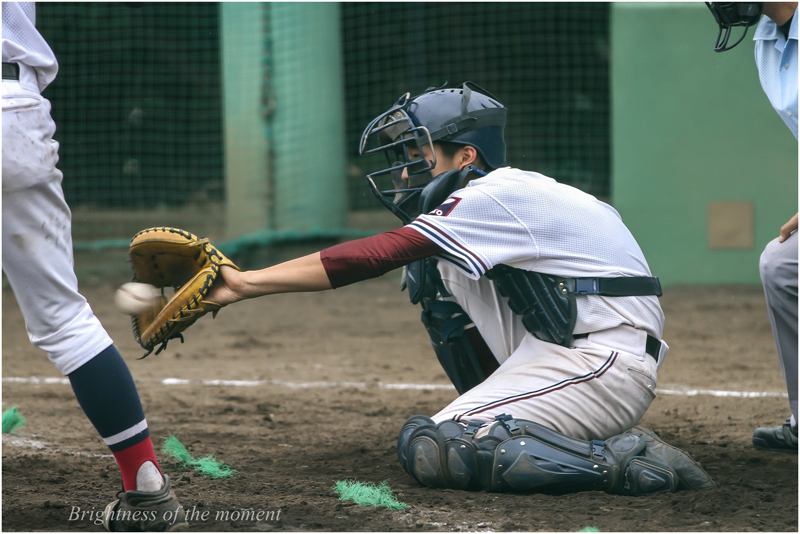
[753,7,799,139]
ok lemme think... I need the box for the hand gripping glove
[128,227,239,357]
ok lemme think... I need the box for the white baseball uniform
[3,2,114,375]
[408,167,666,441]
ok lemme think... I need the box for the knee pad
[397,415,435,470]
[401,419,485,491]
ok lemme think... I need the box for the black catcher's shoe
[753,417,798,453]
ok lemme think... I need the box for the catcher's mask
[359,81,507,224]
[706,2,763,52]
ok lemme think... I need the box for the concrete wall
[611,2,798,286]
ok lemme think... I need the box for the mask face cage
[706,2,763,52]
[359,92,438,224]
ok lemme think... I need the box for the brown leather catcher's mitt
[128,227,239,357]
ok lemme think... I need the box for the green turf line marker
[332,479,407,510]
[579,527,600,532]
[2,406,26,434]
[160,435,237,479]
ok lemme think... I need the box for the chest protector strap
[485,264,662,347]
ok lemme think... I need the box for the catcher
[140,83,715,495]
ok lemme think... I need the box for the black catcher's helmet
[706,3,763,52]
[359,82,507,224]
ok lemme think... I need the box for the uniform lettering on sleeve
[428,196,462,217]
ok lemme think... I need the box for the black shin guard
[397,415,680,495]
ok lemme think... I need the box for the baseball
[114,282,162,315]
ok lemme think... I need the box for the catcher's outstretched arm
[209,252,332,306]
[320,226,441,288]
[209,226,442,306]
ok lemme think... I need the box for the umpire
[706,1,798,453]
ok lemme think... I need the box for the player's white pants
[2,74,113,375]
[433,262,659,441]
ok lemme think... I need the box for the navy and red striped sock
[67,344,161,491]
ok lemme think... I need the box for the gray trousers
[759,231,798,424]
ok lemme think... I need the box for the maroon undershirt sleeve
[320,226,444,289]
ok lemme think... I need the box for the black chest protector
[484,264,662,347]
[485,266,578,346]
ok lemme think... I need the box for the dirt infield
[2,246,797,532]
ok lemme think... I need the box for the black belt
[573,332,661,363]
[562,276,662,297]
[3,62,20,80]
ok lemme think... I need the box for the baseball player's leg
[399,417,715,494]
[2,85,114,373]
[397,325,715,493]
[2,84,185,529]
[430,328,657,440]
[70,346,186,531]
[754,232,798,451]
[397,349,713,494]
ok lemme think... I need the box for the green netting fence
[35,2,609,252]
